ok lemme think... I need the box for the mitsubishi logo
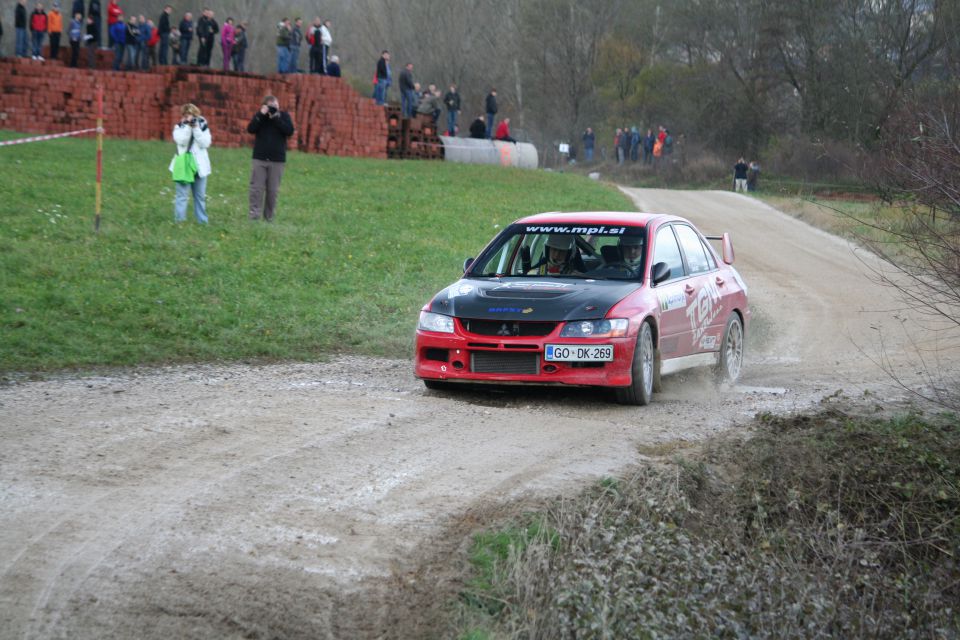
[497,322,520,336]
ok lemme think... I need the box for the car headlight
[418,311,455,333]
[559,319,628,338]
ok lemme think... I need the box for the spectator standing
[84,13,96,66]
[468,114,485,139]
[157,5,170,64]
[630,126,640,162]
[373,50,390,105]
[288,17,302,73]
[195,8,216,67]
[15,0,28,58]
[67,10,81,65]
[642,128,654,165]
[619,126,631,164]
[399,62,416,118]
[247,95,295,222]
[122,15,137,70]
[307,17,321,73]
[733,157,749,192]
[582,127,595,162]
[86,0,98,48]
[443,83,460,136]
[145,18,158,68]
[219,17,233,71]
[275,18,291,74]
[231,22,246,71]
[747,160,760,191]
[177,12,192,64]
[168,26,179,62]
[484,88,498,139]
[652,135,663,165]
[105,0,119,46]
[29,2,47,60]
[614,128,623,165]
[664,129,674,156]
[326,54,340,77]
[137,14,151,68]
[108,13,123,69]
[319,19,331,74]
[169,103,212,224]
[495,117,516,143]
[47,2,62,61]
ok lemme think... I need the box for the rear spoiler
[704,233,735,265]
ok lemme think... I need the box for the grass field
[0,133,633,373]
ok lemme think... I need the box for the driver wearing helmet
[600,234,644,273]
[530,234,580,275]
[618,234,645,270]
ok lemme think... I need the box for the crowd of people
[6,0,341,75]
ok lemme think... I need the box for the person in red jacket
[29,2,48,60]
[105,0,120,46]
[494,117,517,143]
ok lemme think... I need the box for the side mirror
[721,232,735,265]
[463,257,474,273]
[651,261,670,285]
[520,245,532,273]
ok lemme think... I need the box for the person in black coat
[157,5,171,64]
[177,11,192,64]
[326,54,341,77]
[468,115,486,139]
[443,83,460,136]
[247,95,295,222]
[484,89,498,139]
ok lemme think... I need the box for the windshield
[468,223,647,280]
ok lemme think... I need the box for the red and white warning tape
[0,128,103,147]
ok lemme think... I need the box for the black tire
[616,321,654,405]
[716,314,744,384]
[423,379,453,392]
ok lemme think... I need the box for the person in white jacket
[168,103,212,223]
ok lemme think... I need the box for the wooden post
[94,84,104,233]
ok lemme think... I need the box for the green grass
[453,410,960,638]
[0,133,633,373]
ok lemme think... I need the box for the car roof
[514,211,680,227]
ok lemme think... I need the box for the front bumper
[414,324,636,388]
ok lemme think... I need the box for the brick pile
[0,57,387,158]
[385,106,444,160]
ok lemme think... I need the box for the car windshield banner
[520,224,637,236]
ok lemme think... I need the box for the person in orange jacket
[47,1,63,60]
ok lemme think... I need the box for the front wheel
[716,314,744,384]
[616,321,654,405]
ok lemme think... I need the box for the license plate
[545,344,614,362]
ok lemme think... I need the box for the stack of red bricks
[384,105,444,160]
[0,57,387,158]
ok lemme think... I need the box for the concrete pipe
[438,136,539,169]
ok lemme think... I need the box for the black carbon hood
[428,278,641,321]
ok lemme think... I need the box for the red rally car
[414,212,749,404]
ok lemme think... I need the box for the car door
[673,224,724,354]
[649,225,691,359]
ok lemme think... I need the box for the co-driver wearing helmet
[529,234,580,275]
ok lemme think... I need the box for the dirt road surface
[2,189,955,639]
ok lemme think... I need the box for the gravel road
[2,188,953,639]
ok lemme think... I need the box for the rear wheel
[716,314,744,384]
[616,321,654,405]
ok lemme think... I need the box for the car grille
[471,352,540,375]
[463,319,557,337]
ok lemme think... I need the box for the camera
[189,117,198,125]
[268,106,278,115]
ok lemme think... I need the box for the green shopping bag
[172,133,198,184]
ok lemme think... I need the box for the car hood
[428,278,642,321]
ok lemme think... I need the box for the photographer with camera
[168,103,212,224]
[247,95,294,222]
